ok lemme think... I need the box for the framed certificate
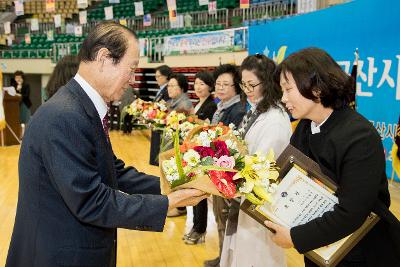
[240,145,380,267]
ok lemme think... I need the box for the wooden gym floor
[0,130,399,267]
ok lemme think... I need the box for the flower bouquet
[160,123,247,198]
[126,98,149,118]
[160,112,206,151]
[125,98,168,129]
[160,123,281,203]
[233,150,280,204]
[142,100,168,128]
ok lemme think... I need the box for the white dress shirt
[74,73,108,121]
[311,114,331,134]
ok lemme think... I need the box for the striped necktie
[102,106,110,142]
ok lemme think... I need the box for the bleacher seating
[1,0,329,61]
[138,24,225,38]
[1,33,87,59]
[88,0,163,21]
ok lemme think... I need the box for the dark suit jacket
[218,101,245,128]
[153,86,170,102]
[290,106,400,266]
[6,79,169,267]
[196,96,217,121]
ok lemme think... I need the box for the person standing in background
[12,70,31,127]
[45,55,79,100]
[204,64,245,267]
[149,65,173,165]
[192,71,217,123]
[183,71,217,244]
[166,73,193,114]
[154,65,172,102]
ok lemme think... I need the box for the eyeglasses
[215,83,234,89]
[239,82,262,92]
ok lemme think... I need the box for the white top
[221,105,291,267]
[74,73,108,121]
[245,106,292,155]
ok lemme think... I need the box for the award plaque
[240,145,380,267]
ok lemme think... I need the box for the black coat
[218,101,245,128]
[195,96,217,121]
[290,106,400,266]
[6,79,169,267]
[11,81,32,108]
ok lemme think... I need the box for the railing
[84,8,229,32]
[232,0,296,22]
[52,42,81,62]
[0,49,53,59]
[147,37,164,63]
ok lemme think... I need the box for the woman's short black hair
[14,70,24,79]
[213,64,241,94]
[241,54,281,113]
[169,73,188,93]
[46,55,79,99]
[78,21,137,65]
[155,65,173,79]
[275,47,354,109]
[195,71,215,92]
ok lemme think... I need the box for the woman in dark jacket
[267,47,400,267]
[193,71,217,122]
[183,71,217,245]
[12,70,31,124]
[204,64,245,267]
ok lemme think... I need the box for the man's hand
[264,220,294,249]
[167,189,209,211]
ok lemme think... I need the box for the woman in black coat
[193,71,217,122]
[183,71,217,245]
[267,47,400,266]
[12,70,32,124]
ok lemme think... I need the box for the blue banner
[249,0,400,181]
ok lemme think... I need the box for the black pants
[121,114,133,133]
[192,198,208,233]
[149,130,161,166]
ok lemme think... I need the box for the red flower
[226,171,237,183]
[208,170,236,198]
[193,146,215,158]
[147,109,157,119]
[213,140,230,158]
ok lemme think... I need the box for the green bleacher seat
[3,51,11,58]
[29,51,38,58]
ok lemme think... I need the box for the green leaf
[228,148,238,155]
[200,156,214,166]
[174,129,185,181]
[191,165,238,173]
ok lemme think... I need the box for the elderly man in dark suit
[6,22,207,267]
